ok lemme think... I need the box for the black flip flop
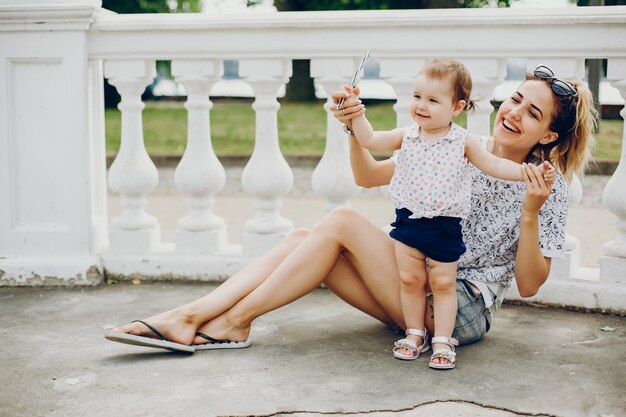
[191,331,251,350]
[105,320,195,353]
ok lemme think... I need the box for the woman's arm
[514,163,555,297]
[348,133,395,188]
[331,86,395,187]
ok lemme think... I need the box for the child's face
[409,74,465,132]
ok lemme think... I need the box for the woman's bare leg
[111,228,312,345]
[194,208,405,343]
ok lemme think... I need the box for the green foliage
[457,0,510,7]
[249,0,512,11]
[105,101,622,161]
[101,0,201,14]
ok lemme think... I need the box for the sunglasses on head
[533,65,578,97]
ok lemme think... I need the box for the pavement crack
[223,399,558,417]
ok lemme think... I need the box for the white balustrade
[172,59,226,254]
[310,58,361,212]
[104,60,160,253]
[2,1,626,312]
[550,175,583,279]
[601,58,626,284]
[380,58,425,129]
[463,58,507,137]
[239,58,294,256]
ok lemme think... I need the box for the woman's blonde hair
[420,59,477,112]
[524,73,598,182]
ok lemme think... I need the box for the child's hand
[539,161,556,186]
[331,85,365,126]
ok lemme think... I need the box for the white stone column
[462,58,507,137]
[104,60,160,253]
[239,59,294,256]
[172,59,226,254]
[380,58,425,129]
[378,58,425,199]
[0,0,104,285]
[550,175,582,279]
[601,58,626,284]
[310,58,361,212]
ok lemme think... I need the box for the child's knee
[399,270,426,287]
[429,274,456,293]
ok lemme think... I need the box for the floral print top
[389,122,471,219]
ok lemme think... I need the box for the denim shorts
[427,280,492,346]
[389,208,466,263]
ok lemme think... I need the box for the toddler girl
[343,59,554,369]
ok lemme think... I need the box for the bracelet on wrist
[343,125,355,136]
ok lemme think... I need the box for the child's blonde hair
[524,73,598,182]
[419,59,476,112]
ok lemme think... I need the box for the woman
[105,66,597,354]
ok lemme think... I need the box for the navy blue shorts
[389,208,466,263]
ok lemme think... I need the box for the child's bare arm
[466,135,555,182]
[351,114,404,152]
[465,134,524,181]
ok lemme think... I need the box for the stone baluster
[104,60,160,253]
[528,58,585,278]
[601,58,626,285]
[380,58,425,129]
[310,58,361,212]
[239,59,294,256]
[172,59,226,254]
[462,58,507,137]
[551,175,582,279]
[378,58,425,199]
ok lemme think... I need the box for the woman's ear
[452,100,467,116]
[540,131,558,145]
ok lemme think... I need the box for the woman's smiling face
[493,79,558,151]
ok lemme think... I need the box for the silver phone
[336,50,371,110]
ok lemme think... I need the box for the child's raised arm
[464,134,524,181]
[351,114,404,152]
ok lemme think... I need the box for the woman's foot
[192,313,250,346]
[111,309,198,346]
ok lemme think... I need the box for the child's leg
[427,259,459,364]
[394,241,428,356]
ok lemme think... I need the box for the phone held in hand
[336,50,371,110]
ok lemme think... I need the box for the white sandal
[429,336,459,370]
[393,328,430,361]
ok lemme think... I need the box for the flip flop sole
[192,339,251,351]
[105,331,195,353]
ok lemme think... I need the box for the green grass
[105,100,623,160]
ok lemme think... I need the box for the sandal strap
[431,336,459,349]
[431,349,457,360]
[394,338,417,351]
[405,328,428,338]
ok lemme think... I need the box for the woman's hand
[521,161,555,217]
[331,85,365,130]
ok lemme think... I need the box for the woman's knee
[317,207,360,235]
[285,227,311,245]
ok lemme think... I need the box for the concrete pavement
[0,283,623,417]
[1,170,623,416]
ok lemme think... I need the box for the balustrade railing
[1,1,625,312]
